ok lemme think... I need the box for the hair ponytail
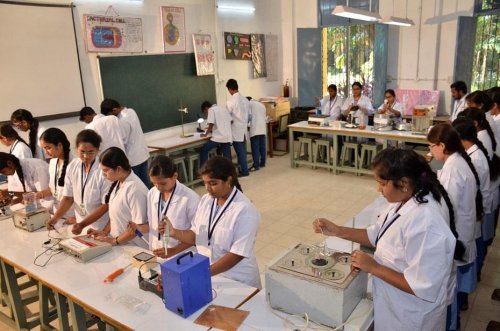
[0,153,26,192]
[105,181,119,204]
[40,128,71,187]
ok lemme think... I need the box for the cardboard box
[262,101,291,121]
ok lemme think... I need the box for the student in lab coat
[460,107,497,158]
[88,147,149,248]
[164,156,261,288]
[341,82,374,126]
[315,84,344,120]
[313,148,460,331]
[427,123,482,330]
[47,130,111,234]
[247,97,267,171]
[147,155,200,258]
[0,124,32,159]
[38,128,74,218]
[10,109,47,160]
[0,152,49,205]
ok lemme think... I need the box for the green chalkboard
[98,53,216,133]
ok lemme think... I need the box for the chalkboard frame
[98,53,216,133]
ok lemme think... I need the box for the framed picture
[161,6,186,53]
[193,34,215,76]
[84,14,143,53]
[224,32,251,60]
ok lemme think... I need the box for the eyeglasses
[428,143,438,149]
[77,150,97,156]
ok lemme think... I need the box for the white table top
[0,219,258,330]
[147,132,208,151]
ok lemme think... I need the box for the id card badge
[77,203,87,217]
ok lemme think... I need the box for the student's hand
[46,218,58,230]
[64,216,76,225]
[351,250,378,273]
[87,228,106,238]
[126,221,138,236]
[153,248,167,258]
[313,218,340,237]
[72,222,84,235]
[95,235,113,244]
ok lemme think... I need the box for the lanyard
[9,140,19,154]
[375,211,401,247]
[80,160,95,202]
[157,184,177,221]
[329,96,337,112]
[207,189,238,246]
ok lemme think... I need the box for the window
[322,24,375,100]
[471,13,500,91]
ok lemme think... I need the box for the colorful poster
[84,14,143,53]
[192,34,215,76]
[161,6,186,53]
[395,89,441,115]
[224,32,251,60]
[251,34,266,78]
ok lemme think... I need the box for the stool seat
[295,136,314,167]
[313,138,333,170]
[359,143,383,172]
[172,155,188,183]
[339,142,360,172]
[185,152,201,187]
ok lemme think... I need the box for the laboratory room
[0,0,499,330]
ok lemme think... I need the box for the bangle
[115,236,119,245]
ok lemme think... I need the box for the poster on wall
[193,34,215,76]
[224,32,251,60]
[84,14,143,53]
[251,34,267,78]
[161,6,186,53]
[395,89,440,115]
[265,34,278,82]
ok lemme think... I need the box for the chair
[272,114,290,154]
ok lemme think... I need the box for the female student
[341,82,374,126]
[88,147,149,248]
[10,109,46,160]
[460,107,497,157]
[427,123,482,329]
[0,152,49,204]
[38,128,74,218]
[164,156,261,288]
[315,84,343,120]
[313,148,459,330]
[47,130,110,235]
[377,89,403,120]
[0,124,32,159]
[147,155,200,257]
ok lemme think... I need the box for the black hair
[201,101,213,111]
[0,152,26,192]
[465,91,493,112]
[10,109,39,157]
[450,81,467,94]
[225,79,238,90]
[100,99,121,115]
[459,107,497,152]
[75,129,102,149]
[100,147,130,204]
[0,123,28,146]
[427,123,484,221]
[351,82,363,89]
[384,89,396,97]
[327,84,337,92]
[371,147,465,261]
[200,156,242,192]
[40,128,71,187]
[148,155,177,178]
[79,106,96,121]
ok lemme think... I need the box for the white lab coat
[477,130,493,160]
[341,95,374,125]
[437,152,477,265]
[44,156,75,218]
[9,140,32,159]
[248,100,267,137]
[7,158,49,193]
[147,181,200,250]
[450,95,467,122]
[191,187,261,288]
[468,144,491,214]
[226,92,250,142]
[377,101,404,118]
[117,108,149,167]
[62,158,111,232]
[207,105,232,143]
[33,125,48,160]
[86,114,126,155]
[320,94,344,119]
[366,195,456,331]
[108,172,149,248]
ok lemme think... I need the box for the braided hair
[0,152,26,192]
[372,148,465,260]
[39,128,71,187]
[200,156,243,193]
[11,109,40,157]
[428,123,484,221]
[460,107,497,152]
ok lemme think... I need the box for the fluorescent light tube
[217,5,255,13]
[332,5,381,22]
[380,16,414,27]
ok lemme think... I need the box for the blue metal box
[161,251,212,317]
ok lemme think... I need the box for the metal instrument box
[308,114,329,127]
[13,207,49,232]
[59,236,112,262]
[161,251,212,318]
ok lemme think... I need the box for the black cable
[34,232,64,267]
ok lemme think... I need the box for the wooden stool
[313,138,333,170]
[359,143,382,171]
[340,142,360,170]
[172,155,188,183]
[296,136,314,164]
[185,152,201,187]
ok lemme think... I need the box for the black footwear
[249,166,259,172]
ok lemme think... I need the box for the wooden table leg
[267,122,274,158]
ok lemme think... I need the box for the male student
[226,79,250,177]
[247,97,267,171]
[199,101,232,166]
[79,107,126,155]
[100,99,150,187]
[450,81,468,121]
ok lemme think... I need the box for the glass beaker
[23,192,37,213]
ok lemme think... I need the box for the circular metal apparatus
[322,269,345,281]
[334,253,352,265]
[306,255,334,269]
